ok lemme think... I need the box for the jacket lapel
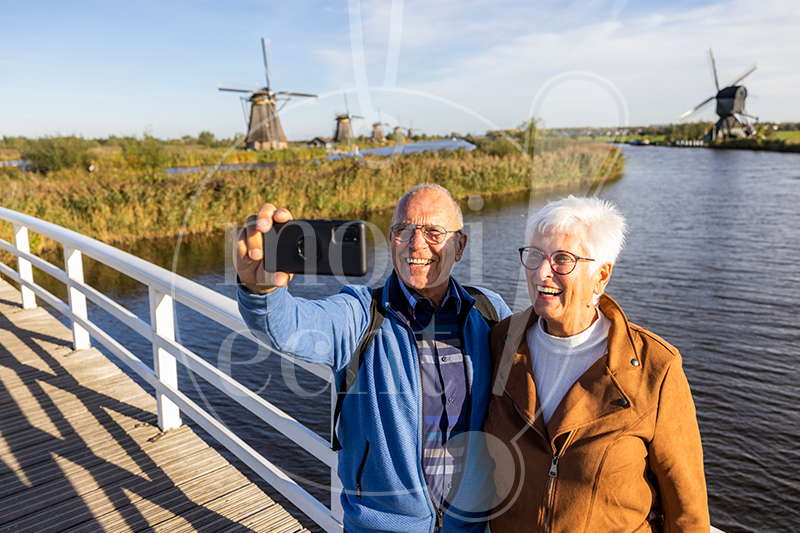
[493,308,549,441]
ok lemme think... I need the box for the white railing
[0,207,344,533]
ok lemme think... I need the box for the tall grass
[0,143,623,252]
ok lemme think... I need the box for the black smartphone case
[262,220,368,277]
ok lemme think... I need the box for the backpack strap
[331,285,498,450]
[464,285,499,328]
[332,287,385,451]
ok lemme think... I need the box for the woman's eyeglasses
[519,247,594,275]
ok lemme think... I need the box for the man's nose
[408,227,429,248]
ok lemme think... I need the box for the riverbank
[0,142,622,253]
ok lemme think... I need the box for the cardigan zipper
[356,440,370,499]
[541,430,576,533]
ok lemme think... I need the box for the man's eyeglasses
[518,247,594,275]
[391,224,461,245]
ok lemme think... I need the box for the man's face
[391,190,467,305]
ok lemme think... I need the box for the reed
[0,143,623,253]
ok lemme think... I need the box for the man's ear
[454,232,468,262]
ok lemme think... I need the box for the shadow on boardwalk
[0,279,308,533]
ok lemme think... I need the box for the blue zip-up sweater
[238,272,511,533]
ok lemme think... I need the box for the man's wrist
[237,275,277,295]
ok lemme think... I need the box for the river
[34,144,800,533]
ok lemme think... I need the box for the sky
[1,0,799,141]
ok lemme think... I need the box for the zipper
[541,430,576,533]
[356,440,370,499]
[437,507,444,528]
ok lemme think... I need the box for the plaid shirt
[399,281,470,518]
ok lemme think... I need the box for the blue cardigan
[238,272,511,533]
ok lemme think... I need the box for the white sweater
[526,310,611,425]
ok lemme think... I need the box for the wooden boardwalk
[0,279,310,533]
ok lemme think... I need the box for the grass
[0,142,623,254]
[775,131,800,143]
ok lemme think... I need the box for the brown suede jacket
[484,295,710,533]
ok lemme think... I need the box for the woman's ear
[595,262,613,294]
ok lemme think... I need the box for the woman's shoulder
[624,320,685,376]
[600,295,684,373]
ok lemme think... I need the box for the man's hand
[234,204,294,294]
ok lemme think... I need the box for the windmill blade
[708,48,720,92]
[727,64,757,87]
[679,95,715,120]
[351,115,364,119]
[344,92,351,117]
[261,38,272,89]
[219,86,257,93]
[277,91,317,98]
[239,96,250,128]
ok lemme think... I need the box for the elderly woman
[484,196,710,532]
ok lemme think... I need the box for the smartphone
[262,219,368,277]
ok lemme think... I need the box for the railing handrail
[0,206,344,532]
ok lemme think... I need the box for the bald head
[393,184,463,230]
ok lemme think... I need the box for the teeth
[406,258,433,265]
[537,285,563,296]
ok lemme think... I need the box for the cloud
[331,0,800,129]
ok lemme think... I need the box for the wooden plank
[0,425,203,500]
[0,278,316,533]
[0,443,226,523]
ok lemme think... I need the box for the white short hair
[525,195,627,270]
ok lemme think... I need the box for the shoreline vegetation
[0,139,623,255]
[547,122,800,153]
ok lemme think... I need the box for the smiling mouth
[406,258,434,266]
[537,285,563,297]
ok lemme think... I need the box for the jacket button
[618,398,629,408]
[500,372,505,379]
[631,359,640,366]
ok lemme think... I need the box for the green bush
[20,136,95,174]
[121,134,167,171]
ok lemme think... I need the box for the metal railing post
[64,245,91,350]
[149,286,182,431]
[330,383,343,522]
[13,224,37,309]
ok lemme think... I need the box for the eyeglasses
[518,247,594,275]
[390,223,461,245]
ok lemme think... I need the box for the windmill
[219,38,316,150]
[333,93,363,143]
[392,117,418,140]
[679,48,757,141]
[406,119,415,140]
[370,108,389,143]
[392,116,408,142]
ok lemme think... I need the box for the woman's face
[526,231,612,337]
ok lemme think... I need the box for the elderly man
[235,184,511,533]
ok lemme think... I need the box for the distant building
[307,137,333,150]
